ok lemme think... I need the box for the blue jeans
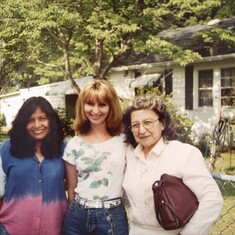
[62,199,129,235]
[0,224,9,235]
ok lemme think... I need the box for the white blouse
[123,138,223,235]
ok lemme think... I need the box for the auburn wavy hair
[73,79,122,136]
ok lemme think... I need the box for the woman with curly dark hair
[122,95,223,235]
[0,96,68,235]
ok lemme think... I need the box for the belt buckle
[76,195,121,209]
[84,199,91,208]
[84,200,101,208]
[109,199,120,208]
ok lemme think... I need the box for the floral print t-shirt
[62,134,126,200]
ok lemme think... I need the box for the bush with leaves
[0,114,6,127]
[56,108,75,138]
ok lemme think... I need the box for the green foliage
[0,132,8,143]
[199,28,235,54]
[214,0,235,18]
[171,106,194,144]
[136,86,194,144]
[0,124,8,143]
[144,37,202,66]
[206,152,235,175]
[196,133,211,157]
[0,114,6,127]
[56,108,75,137]
[0,0,234,92]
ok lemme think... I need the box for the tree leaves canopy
[0,0,233,93]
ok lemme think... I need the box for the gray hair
[122,95,176,147]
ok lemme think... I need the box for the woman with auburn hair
[62,79,128,235]
[0,96,68,235]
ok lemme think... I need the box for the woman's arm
[0,156,6,209]
[0,157,6,199]
[65,161,78,204]
[180,147,223,235]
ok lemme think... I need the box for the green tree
[0,0,40,90]
[0,0,233,93]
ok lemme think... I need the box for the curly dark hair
[9,96,64,159]
[122,95,176,148]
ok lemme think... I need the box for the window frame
[221,68,235,107]
[198,69,213,107]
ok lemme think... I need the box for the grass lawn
[206,151,235,235]
[207,151,235,175]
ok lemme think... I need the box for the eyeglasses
[130,119,159,132]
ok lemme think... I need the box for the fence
[208,173,235,235]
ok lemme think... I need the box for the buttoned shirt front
[0,139,68,235]
[123,138,223,235]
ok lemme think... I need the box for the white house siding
[20,83,60,99]
[45,95,65,111]
[0,92,21,127]
[171,66,185,109]
[108,70,135,99]
[109,55,235,137]
[108,65,167,99]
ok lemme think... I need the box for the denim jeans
[62,199,129,235]
[0,224,9,235]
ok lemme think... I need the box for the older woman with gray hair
[122,95,223,235]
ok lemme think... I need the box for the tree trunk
[64,45,81,93]
[93,38,105,79]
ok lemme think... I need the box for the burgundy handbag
[152,174,199,230]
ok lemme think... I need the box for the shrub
[56,108,75,138]
[0,114,6,127]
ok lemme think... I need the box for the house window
[221,68,235,107]
[198,70,213,107]
[134,70,141,78]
